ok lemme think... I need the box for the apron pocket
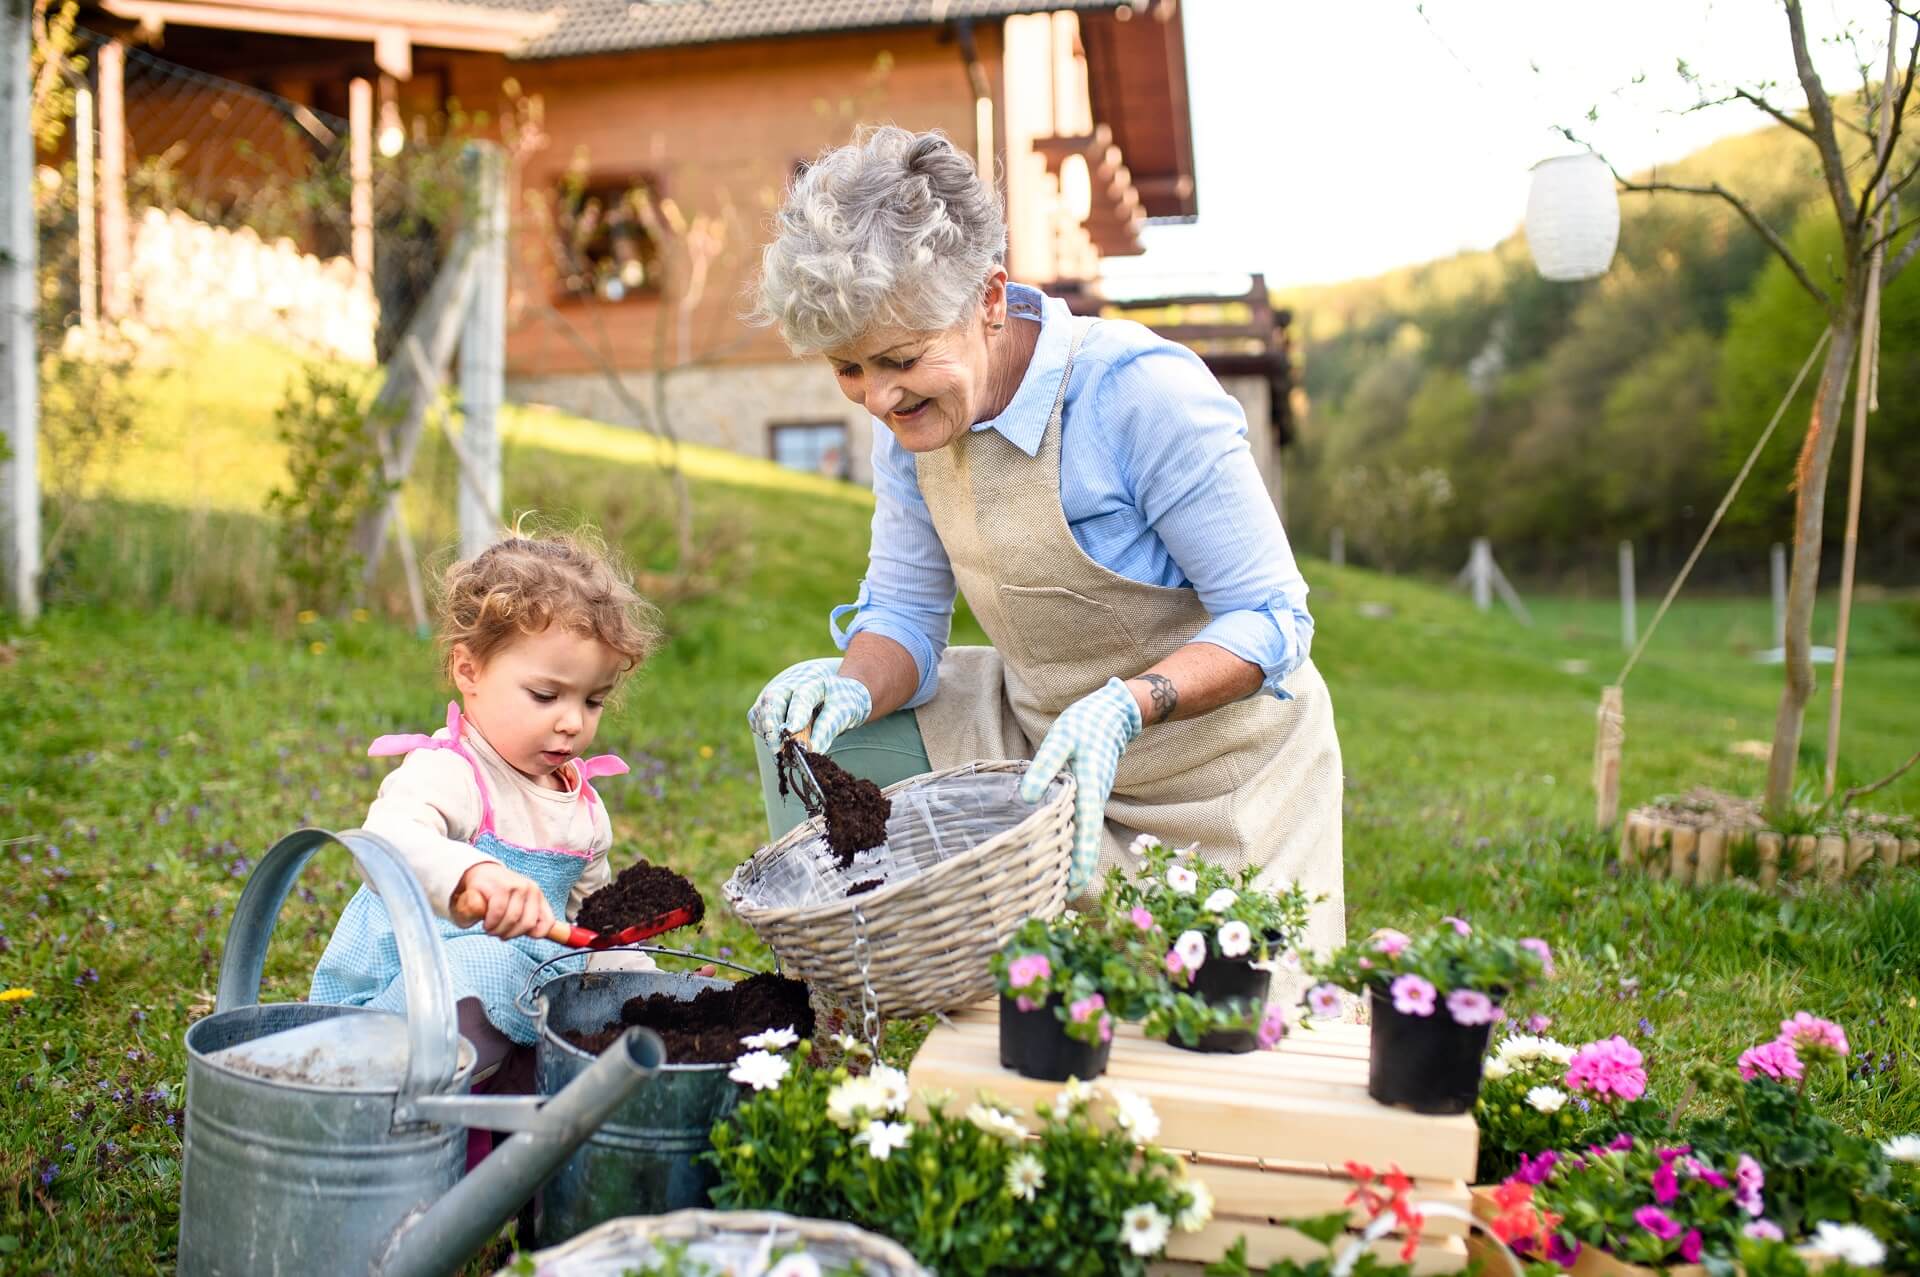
[994,584,1144,713]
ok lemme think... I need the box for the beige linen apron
[911,316,1347,965]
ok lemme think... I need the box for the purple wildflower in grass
[40,1163,57,1187]
[1390,974,1437,1017]
[1633,1206,1681,1241]
[1446,989,1495,1026]
[61,1143,74,1153]
[1638,1017,1654,1037]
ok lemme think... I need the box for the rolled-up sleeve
[1100,344,1314,699]
[828,426,956,709]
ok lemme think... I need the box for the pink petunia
[1744,1220,1783,1242]
[1098,1013,1114,1043]
[1390,973,1437,1017]
[1679,1229,1703,1264]
[1652,1162,1679,1205]
[1068,994,1105,1023]
[1015,995,1038,1013]
[1130,906,1155,932]
[1446,989,1496,1027]
[1519,938,1555,976]
[1370,928,1412,958]
[1257,1003,1288,1049]
[1633,1206,1681,1241]
[1733,1154,1765,1216]
[1307,983,1344,1020]
[1564,1036,1648,1102]
[1737,1040,1804,1084]
[1777,1011,1849,1057]
[1165,949,1187,979]
[1442,915,1473,937]
[1007,953,1052,991]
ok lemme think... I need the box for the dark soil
[574,860,705,936]
[777,740,891,867]
[560,973,815,1064]
[846,878,884,897]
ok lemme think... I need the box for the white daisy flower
[1121,1203,1172,1256]
[1217,920,1252,958]
[764,1256,822,1277]
[1108,1087,1161,1143]
[965,1103,1032,1142]
[1204,888,1238,913]
[727,1050,790,1092]
[1128,832,1161,857]
[868,1063,912,1114]
[825,1076,889,1128]
[1483,1056,1512,1082]
[1882,1134,1920,1162]
[854,1119,913,1161]
[1057,1076,1098,1108]
[740,1025,798,1051]
[1167,865,1198,894]
[1005,1152,1046,1201]
[1176,1177,1214,1232]
[1174,929,1208,972]
[1526,1086,1567,1113]
[1808,1221,1886,1267]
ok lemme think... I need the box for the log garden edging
[1619,806,1918,887]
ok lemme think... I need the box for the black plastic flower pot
[1366,986,1494,1114]
[998,993,1112,1082]
[1169,955,1272,1055]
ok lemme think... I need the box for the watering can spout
[379,1027,665,1277]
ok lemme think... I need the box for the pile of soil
[575,861,705,936]
[846,878,884,898]
[561,973,815,1064]
[777,740,891,867]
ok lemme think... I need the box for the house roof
[505,0,1143,60]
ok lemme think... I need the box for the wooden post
[1,0,39,619]
[1769,543,1787,650]
[1329,527,1344,567]
[1756,831,1783,888]
[1815,834,1846,884]
[76,84,96,332]
[457,142,506,560]
[1593,685,1624,829]
[1668,825,1698,886]
[1618,540,1636,651]
[349,77,374,301]
[1467,538,1491,612]
[1695,826,1725,885]
[97,39,127,321]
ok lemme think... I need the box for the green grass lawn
[3,343,1918,1273]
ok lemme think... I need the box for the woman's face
[823,280,1006,453]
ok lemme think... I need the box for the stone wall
[127,208,378,362]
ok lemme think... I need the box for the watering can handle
[214,827,463,1106]
[512,945,766,1019]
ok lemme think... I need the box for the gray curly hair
[754,126,1007,354]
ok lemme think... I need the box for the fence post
[76,83,95,332]
[1468,537,1492,612]
[97,38,127,321]
[1329,527,1344,568]
[348,77,374,301]
[457,142,506,559]
[1618,540,1636,651]
[1,0,39,620]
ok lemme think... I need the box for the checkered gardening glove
[748,658,874,753]
[1018,677,1143,891]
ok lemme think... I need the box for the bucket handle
[512,945,765,1020]
[215,827,462,1106]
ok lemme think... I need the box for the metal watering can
[177,828,665,1277]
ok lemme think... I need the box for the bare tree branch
[1837,745,1920,811]
[1721,85,1820,141]
[1787,0,1862,227]
[1884,212,1920,282]
[1617,175,1835,311]
[1854,11,1920,229]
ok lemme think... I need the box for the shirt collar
[971,283,1072,458]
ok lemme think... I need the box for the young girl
[310,531,662,1084]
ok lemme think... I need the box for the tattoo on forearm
[1138,673,1179,725]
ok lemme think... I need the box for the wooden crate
[909,1003,1476,1274]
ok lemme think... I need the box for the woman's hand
[748,657,874,752]
[1018,677,1143,890]
[451,861,557,940]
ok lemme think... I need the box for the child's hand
[450,862,556,940]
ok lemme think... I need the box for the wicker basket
[499,1209,929,1276]
[723,760,1075,1019]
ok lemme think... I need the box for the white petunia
[1483,1056,1512,1082]
[1005,1152,1046,1201]
[825,1076,890,1128]
[1167,865,1198,894]
[1128,832,1161,857]
[1173,842,1198,859]
[1204,888,1238,913]
[1882,1134,1920,1162]
[727,1050,790,1092]
[854,1119,913,1161]
[1176,1177,1214,1232]
[764,1256,823,1277]
[965,1103,1032,1142]
[1121,1204,1172,1257]
[1526,1086,1568,1113]
[1808,1221,1886,1267]
[741,1024,799,1051]
[1174,929,1208,972]
[1108,1087,1161,1143]
[1057,1076,1098,1108]
[1217,920,1252,958]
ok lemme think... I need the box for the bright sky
[1100,0,1908,295]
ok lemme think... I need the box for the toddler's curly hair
[437,528,662,686]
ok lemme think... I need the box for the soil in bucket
[574,861,706,936]
[778,741,891,867]
[560,972,815,1064]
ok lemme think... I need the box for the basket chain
[850,902,881,1052]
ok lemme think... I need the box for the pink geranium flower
[1390,973,1437,1017]
[1446,989,1496,1027]
[1370,928,1412,958]
[1738,1040,1804,1084]
[1777,1011,1849,1057]
[1564,1036,1648,1102]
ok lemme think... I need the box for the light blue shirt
[830,283,1314,710]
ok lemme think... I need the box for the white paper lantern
[1525,153,1619,281]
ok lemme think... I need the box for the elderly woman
[746,127,1344,955]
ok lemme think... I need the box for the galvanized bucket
[518,948,762,1245]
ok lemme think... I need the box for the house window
[770,421,851,479]
[553,176,663,303]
